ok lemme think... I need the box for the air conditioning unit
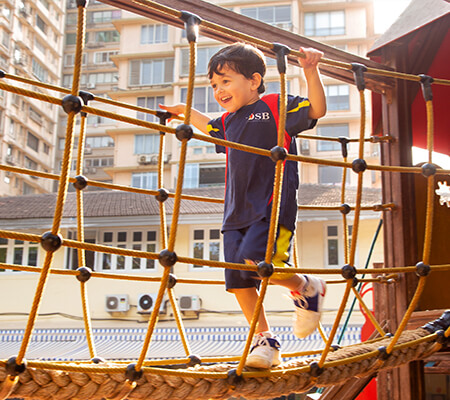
[137,293,166,314]
[137,154,158,165]
[5,155,15,165]
[86,83,96,89]
[178,295,201,312]
[105,294,129,312]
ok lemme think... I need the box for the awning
[0,325,362,361]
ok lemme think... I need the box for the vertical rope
[16,2,87,364]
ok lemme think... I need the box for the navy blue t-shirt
[207,94,316,232]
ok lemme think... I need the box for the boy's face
[210,65,261,113]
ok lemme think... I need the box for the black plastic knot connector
[158,249,177,267]
[338,136,350,158]
[309,361,324,377]
[340,203,351,215]
[5,356,27,376]
[331,344,341,351]
[180,11,201,43]
[352,277,359,287]
[272,43,291,74]
[125,363,143,382]
[156,110,171,127]
[422,310,450,334]
[421,163,437,177]
[434,330,449,345]
[0,70,5,78]
[227,368,243,389]
[79,90,95,105]
[351,63,368,91]
[167,273,177,289]
[341,264,357,280]
[257,261,274,278]
[377,346,390,360]
[175,123,193,141]
[76,0,88,7]
[415,261,431,277]
[419,74,434,102]
[187,354,201,367]
[352,158,367,173]
[76,266,92,283]
[155,188,169,203]
[61,94,83,115]
[91,357,105,364]
[41,231,63,252]
[73,175,88,190]
[270,146,287,162]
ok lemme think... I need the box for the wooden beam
[99,0,395,94]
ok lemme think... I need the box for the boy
[160,43,327,369]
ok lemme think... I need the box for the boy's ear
[251,72,262,90]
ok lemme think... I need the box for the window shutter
[129,60,140,86]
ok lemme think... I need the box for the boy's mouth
[221,96,232,103]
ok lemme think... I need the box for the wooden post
[375,44,424,400]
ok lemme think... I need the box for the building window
[35,14,47,34]
[304,11,345,36]
[325,84,349,111]
[94,51,118,64]
[100,230,157,272]
[265,81,291,95]
[32,58,48,82]
[23,181,34,195]
[0,238,39,272]
[95,30,120,43]
[317,124,349,152]
[27,132,39,152]
[137,96,165,122]
[131,172,158,190]
[135,134,160,155]
[43,143,50,154]
[241,5,291,29]
[180,46,222,76]
[183,163,225,188]
[326,224,352,266]
[192,228,221,269]
[85,136,114,148]
[24,156,37,171]
[141,24,168,44]
[181,87,222,113]
[64,53,87,67]
[318,165,349,185]
[89,10,121,24]
[86,72,118,86]
[129,58,174,86]
[65,33,76,45]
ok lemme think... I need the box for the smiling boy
[161,43,327,369]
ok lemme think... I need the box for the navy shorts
[223,218,294,291]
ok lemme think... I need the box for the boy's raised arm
[298,47,327,120]
[159,103,211,135]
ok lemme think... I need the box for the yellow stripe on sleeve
[287,99,310,114]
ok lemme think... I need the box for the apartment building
[56,0,120,190]
[0,0,64,196]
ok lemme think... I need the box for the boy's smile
[210,65,261,113]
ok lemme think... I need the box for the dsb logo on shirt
[247,112,271,121]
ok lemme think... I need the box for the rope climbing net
[0,1,450,399]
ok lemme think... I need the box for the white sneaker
[291,275,326,339]
[245,332,281,369]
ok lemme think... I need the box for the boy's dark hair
[208,43,266,94]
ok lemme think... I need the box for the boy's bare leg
[270,274,306,291]
[230,287,270,333]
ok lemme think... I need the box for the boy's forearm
[304,67,326,119]
[189,108,211,135]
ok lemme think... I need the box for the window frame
[190,226,223,271]
[0,237,39,273]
